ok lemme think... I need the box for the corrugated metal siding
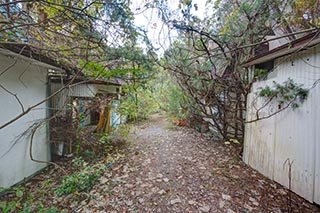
[244,45,320,204]
[50,83,104,113]
[315,80,320,204]
[69,84,97,98]
[51,82,121,134]
[244,88,276,180]
[51,82,69,116]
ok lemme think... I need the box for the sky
[131,0,208,53]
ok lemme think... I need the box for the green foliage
[1,0,139,77]
[156,0,313,141]
[0,128,128,211]
[254,68,269,80]
[258,78,309,109]
[290,0,320,28]
[99,134,111,145]
[118,86,159,121]
[162,82,189,119]
[97,133,114,153]
[0,200,17,213]
[150,68,192,120]
[83,150,95,159]
[79,44,156,80]
[15,187,24,198]
[80,59,148,79]
[75,141,82,156]
[78,45,158,123]
[54,158,104,196]
[0,186,62,213]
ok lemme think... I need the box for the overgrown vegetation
[0,122,131,212]
[150,0,318,142]
[0,0,319,210]
[155,70,191,121]
[0,186,64,213]
[118,85,159,121]
[54,158,104,196]
[1,0,317,146]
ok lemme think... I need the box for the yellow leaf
[230,138,240,144]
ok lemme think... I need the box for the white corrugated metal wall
[244,45,320,204]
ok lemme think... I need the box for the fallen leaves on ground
[83,114,319,212]
[1,114,319,212]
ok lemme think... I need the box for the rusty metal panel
[244,44,320,204]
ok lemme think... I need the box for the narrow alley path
[83,113,319,212]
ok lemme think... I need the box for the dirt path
[83,113,319,212]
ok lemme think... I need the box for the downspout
[47,72,52,162]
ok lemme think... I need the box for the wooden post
[96,105,111,133]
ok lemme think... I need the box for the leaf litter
[83,113,319,212]
[1,113,319,212]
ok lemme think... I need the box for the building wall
[51,82,119,113]
[0,53,50,187]
[244,45,320,204]
[51,81,120,126]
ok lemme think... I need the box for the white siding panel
[273,47,320,202]
[315,83,320,203]
[311,47,320,205]
[244,82,276,179]
[244,44,320,204]
[0,53,49,187]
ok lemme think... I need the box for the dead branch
[0,75,93,130]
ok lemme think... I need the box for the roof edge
[50,77,123,87]
[0,42,80,75]
[242,30,320,67]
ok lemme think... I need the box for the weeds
[0,186,63,213]
[54,158,104,196]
